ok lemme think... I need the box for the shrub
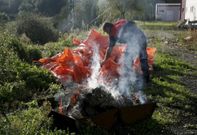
[0,81,27,103]
[27,48,42,62]
[0,33,60,107]
[6,37,28,61]
[0,107,67,135]
[16,15,59,44]
[19,64,56,91]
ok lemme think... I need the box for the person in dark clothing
[102,19,149,84]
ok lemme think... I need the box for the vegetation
[16,14,59,44]
[0,21,196,134]
[0,30,67,134]
[0,0,196,134]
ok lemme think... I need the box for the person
[102,19,149,83]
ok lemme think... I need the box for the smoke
[86,43,122,98]
[117,37,139,96]
[87,44,101,89]
[86,30,147,103]
[116,22,147,99]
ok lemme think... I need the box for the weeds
[0,21,197,134]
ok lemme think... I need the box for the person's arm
[103,46,113,62]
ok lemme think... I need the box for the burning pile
[55,86,145,119]
[38,29,156,125]
[39,29,156,86]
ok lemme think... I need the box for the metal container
[90,102,156,128]
[49,100,156,129]
[119,102,156,125]
[91,108,118,128]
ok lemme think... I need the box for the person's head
[103,22,114,35]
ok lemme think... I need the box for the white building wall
[156,3,181,21]
[184,0,197,21]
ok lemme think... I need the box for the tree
[34,0,65,16]
[107,0,144,19]
[97,0,145,21]
[75,0,98,27]
[0,0,23,16]
[57,0,99,32]
[18,0,36,14]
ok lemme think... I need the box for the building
[181,0,197,21]
[155,3,181,21]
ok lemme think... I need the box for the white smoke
[117,37,139,97]
[87,44,101,89]
[116,23,146,99]
[86,22,147,104]
[87,43,122,98]
[136,91,147,104]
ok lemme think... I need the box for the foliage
[0,0,22,15]
[0,32,67,134]
[26,47,42,62]
[0,32,58,107]
[0,21,196,134]
[0,0,66,17]
[97,0,146,21]
[18,0,36,14]
[34,0,65,16]
[0,12,9,23]
[0,105,67,135]
[0,0,170,32]
[16,14,59,44]
[75,0,98,27]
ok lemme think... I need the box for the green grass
[0,21,197,134]
[118,51,197,135]
[126,21,197,134]
[138,21,178,30]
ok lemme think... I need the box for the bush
[6,37,27,61]
[16,15,59,44]
[27,47,42,62]
[19,65,56,91]
[0,33,59,107]
[0,107,67,135]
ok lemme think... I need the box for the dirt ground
[148,30,197,135]
[166,43,196,135]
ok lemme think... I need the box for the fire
[38,29,156,85]
[39,29,156,120]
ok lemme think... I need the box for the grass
[116,51,197,135]
[138,21,178,30]
[0,21,197,134]
[140,22,197,134]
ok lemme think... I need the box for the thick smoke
[117,26,146,99]
[86,43,121,98]
[86,28,147,103]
